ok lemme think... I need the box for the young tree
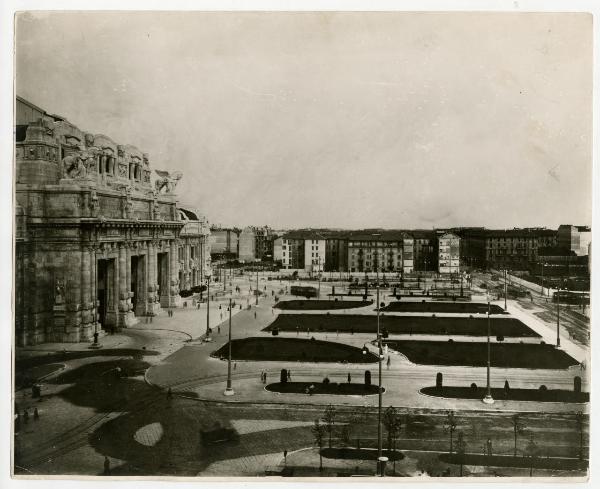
[322,404,337,448]
[524,434,539,477]
[383,406,402,474]
[311,419,327,472]
[455,431,467,477]
[511,414,526,457]
[444,410,457,454]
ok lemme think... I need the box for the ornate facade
[15,97,187,345]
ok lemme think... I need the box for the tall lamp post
[482,298,494,404]
[224,297,234,395]
[317,256,321,299]
[556,283,562,348]
[503,269,508,311]
[255,268,259,306]
[205,271,212,336]
[371,239,384,476]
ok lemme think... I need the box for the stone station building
[14,97,191,345]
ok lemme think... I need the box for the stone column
[62,250,82,342]
[80,247,92,341]
[146,241,161,315]
[169,240,180,307]
[119,244,137,327]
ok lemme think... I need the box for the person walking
[387,356,391,369]
[287,370,291,382]
[264,372,267,384]
[234,362,237,370]
[23,409,29,424]
[348,373,352,383]
[254,311,257,320]
[217,324,221,334]
[33,408,39,420]
[104,456,111,475]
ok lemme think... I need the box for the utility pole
[224,297,234,395]
[483,299,494,404]
[256,268,259,305]
[504,269,508,311]
[206,274,211,336]
[376,253,383,475]
[556,285,561,348]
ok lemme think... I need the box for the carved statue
[54,278,65,304]
[84,133,95,148]
[62,153,88,179]
[154,170,183,194]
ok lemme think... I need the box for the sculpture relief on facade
[54,277,65,305]
[154,170,183,194]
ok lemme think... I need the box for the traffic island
[381,302,507,314]
[387,341,578,369]
[320,447,403,461]
[274,300,373,310]
[439,453,587,471]
[420,386,589,403]
[265,382,382,395]
[264,314,540,337]
[211,337,379,363]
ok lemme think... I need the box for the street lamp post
[256,268,259,306]
[483,300,494,404]
[504,269,508,311]
[205,272,212,336]
[541,262,545,297]
[556,285,561,348]
[224,297,234,396]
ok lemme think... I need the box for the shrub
[539,385,548,392]
[448,339,454,343]
[280,369,288,383]
[470,383,477,391]
[436,372,443,388]
[323,377,330,384]
[496,335,504,342]
[365,370,372,386]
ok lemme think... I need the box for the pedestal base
[223,387,235,396]
[482,395,495,404]
[120,311,139,327]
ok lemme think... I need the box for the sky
[15,11,592,230]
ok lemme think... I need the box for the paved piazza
[13,272,589,478]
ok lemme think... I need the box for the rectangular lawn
[387,340,578,369]
[265,314,540,337]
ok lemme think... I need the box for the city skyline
[16,11,592,229]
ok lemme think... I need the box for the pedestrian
[264,372,267,384]
[387,356,391,369]
[218,325,221,334]
[23,409,29,424]
[272,308,274,315]
[296,326,299,336]
[254,311,257,320]
[33,407,39,420]
[234,362,237,370]
[283,449,288,464]
[220,312,223,320]
[287,370,291,381]
[104,456,111,475]
[15,413,20,433]
[167,387,173,400]
[348,373,351,383]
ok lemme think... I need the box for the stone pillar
[170,240,181,307]
[61,251,83,342]
[118,244,137,327]
[80,248,93,341]
[146,241,162,315]
[90,247,98,336]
